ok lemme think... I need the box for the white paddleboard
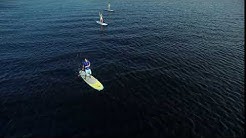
[79,70,104,91]
[96,21,108,26]
[104,9,114,12]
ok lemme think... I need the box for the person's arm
[85,62,90,68]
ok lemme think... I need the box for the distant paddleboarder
[99,12,103,23]
[105,2,114,12]
[96,12,108,26]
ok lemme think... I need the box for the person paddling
[82,58,92,79]
[99,12,104,23]
[108,3,110,10]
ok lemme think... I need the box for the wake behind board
[96,21,108,26]
[79,70,104,91]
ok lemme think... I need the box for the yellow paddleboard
[79,70,104,91]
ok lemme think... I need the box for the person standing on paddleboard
[82,58,92,79]
[99,12,103,23]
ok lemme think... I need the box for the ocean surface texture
[0,0,244,137]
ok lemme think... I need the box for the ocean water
[0,0,244,137]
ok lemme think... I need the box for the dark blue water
[0,0,244,137]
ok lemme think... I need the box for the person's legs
[88,69,92,78]
[85,69,92,78]
[84,70,86,79]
